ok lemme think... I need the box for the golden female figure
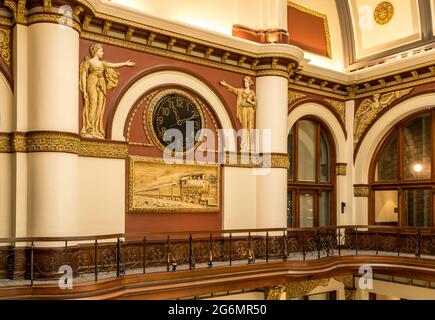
[220,77,257,152]
[80,44,135,139]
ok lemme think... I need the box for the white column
[236,0,287,31]
[255,76,288,229]
[0,58,13,238]
[11,24,29,238]
[26,23,79,237]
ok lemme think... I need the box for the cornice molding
[0,131,127,159]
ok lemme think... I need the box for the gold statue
[80,44,135,139]
[354,88,413,145]
[219,77,257,152]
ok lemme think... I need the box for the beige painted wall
[110,0,287,35]
[78,157,125,236]
[223,167,257,230]
[356,277,435,300]
[0,154,12,238]
[0,72,13,238]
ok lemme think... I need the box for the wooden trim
[2,255,435,300]
[288,117,337,227]
[288,97,347,139]
[368,109,435,226]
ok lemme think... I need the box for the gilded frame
[128,156,221,213]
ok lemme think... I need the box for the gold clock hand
[171,105,182,125]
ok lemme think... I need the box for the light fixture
[413,163,423,174]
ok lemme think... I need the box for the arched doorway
[287,117,337,227]
[369,109,435,227]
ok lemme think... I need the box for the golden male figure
[80,44,135,139]
[220,77,257,152]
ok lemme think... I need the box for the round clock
[147,89,204,153]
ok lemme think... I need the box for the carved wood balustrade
[1,226,435,283]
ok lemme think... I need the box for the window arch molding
[287,101,346,164]
[287,115,337,227]
[355,93,435,185]
[368,108,435,226]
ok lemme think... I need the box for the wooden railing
[1,226,435,285]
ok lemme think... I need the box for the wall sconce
[412,162,423,180]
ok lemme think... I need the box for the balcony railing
[1,225,435,286]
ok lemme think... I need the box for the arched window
[370,110,435,227]
[287,118,336,227]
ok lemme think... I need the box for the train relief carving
[129,157,220,212]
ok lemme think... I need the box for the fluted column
[255,76,288,228]
[26,23,79,237]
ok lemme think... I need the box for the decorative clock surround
[146,89,205,153]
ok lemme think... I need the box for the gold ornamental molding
[288,90,306,105]
[0,133,11,152]
[81,31,256,77]
[374,1,394,25]
[79,138,128,159]
[0,131,127,159]
[4,0,26,24]
[256,69,290,79]
[325,99,345,126]
[0,28,11,66]
[223,152,290,169]
[265,285,284,300]
[27,13,82,33]
[25,131,80,153]
[336,163,347,176]
[354,185,370,197]
[354,88,413,148]
[0,17,13,27]
[286,278,330,299]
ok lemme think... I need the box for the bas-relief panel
[129,157,220,212]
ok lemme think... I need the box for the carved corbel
[251,59,259,69]
[4,0,27,24]
[43,0,51,12]
[73,6,84,19]
[265,285,284,300]
[186,42,196,55]
[82,15,92,30]
[204,47,213,59]
[102,21,112,35]
[237,56,246,67]
[147,32,156,45]
[221,52,230,63]
[167,37,176,50]
[125,27,135,41]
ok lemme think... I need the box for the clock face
[150,91,204,153]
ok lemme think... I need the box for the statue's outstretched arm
[219,80,238,94]
[105,59,136,68]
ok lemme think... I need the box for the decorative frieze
[354,88,413,147]
[286,279,330,299]
[325,99,345,126]
[0,28,11,66]
[265,285,284,300]
[288,90,306,105]
[336,163,347,176]
[354,185,370,197]
[0,132,127,159]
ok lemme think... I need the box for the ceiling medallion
[374,1,394,25]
